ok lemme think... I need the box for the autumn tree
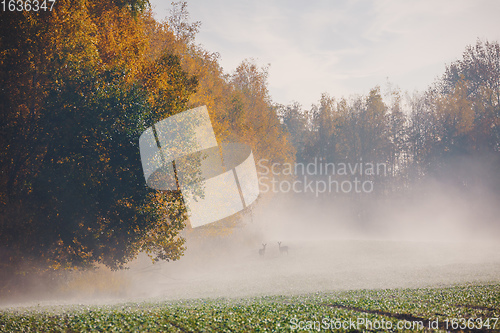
[385,87,409,183]
[440,39,500,152]
[276,102,308,162]
[304,94,340,163]
[418,39,500,189]
[406,91,438,180]
[0,0,198,294]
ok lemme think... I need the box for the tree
[386,87,409,181]
[277,102,308,162]
[439,39,500,152]
[228,60,294,166]
[167,1,201,43]
[0,0,196,294]
[138,4,296,239]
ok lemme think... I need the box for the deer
[259,243,267,256]
[278,241,288,255]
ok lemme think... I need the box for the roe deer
[278,241,288,255]
[259,243,267,256]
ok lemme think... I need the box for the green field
[1,284,499,332]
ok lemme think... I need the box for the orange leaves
[45,0,100,73]
[91,3,148,79]
[0,0,195,278]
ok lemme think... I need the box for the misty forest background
[1,0,499,296]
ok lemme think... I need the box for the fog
[122,180,500,302]
[111,178,500,302]
[2,176,499,309]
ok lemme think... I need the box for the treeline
[278,40,500,195]
[2,0,498,296]
[0,0,293,294]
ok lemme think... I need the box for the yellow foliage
[436,80,474,136]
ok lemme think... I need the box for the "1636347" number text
[1,0,56,12]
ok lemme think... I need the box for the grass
[0,284,499,332]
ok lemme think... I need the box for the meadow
[1,283,499,332]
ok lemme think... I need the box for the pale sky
[149,0,500,108]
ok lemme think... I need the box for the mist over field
[120,175,500,301]
[2,182,499,309]
[1,6,500,332]
[7,174,498,308]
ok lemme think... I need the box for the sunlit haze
[1,1,500,330]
